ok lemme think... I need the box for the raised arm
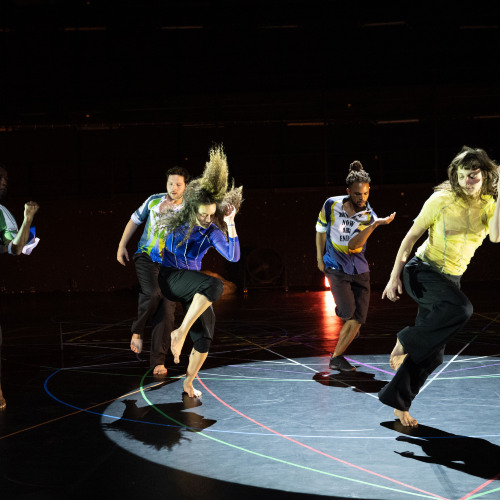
[210,204,240,262]
[348,212,396,251]
[9,201,39,255]
[117,219,140,265]
[223,204,237,239]
[382,222,427,302]
[489,167,500,243]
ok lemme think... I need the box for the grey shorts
[325,268,370,324]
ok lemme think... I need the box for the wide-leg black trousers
[131,253,177,367]
[378,257,473,411]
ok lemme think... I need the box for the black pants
[131,253,176,367]
[158,267,224,350]
[378,257,473,411]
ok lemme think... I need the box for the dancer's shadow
[380,421,500,479]
[104,394,217,451]
[313,371,388,393]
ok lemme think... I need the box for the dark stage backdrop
[1,183,498,294]
[1,1,500,293]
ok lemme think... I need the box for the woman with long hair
[380,145,500,427]
[157,144,243,397]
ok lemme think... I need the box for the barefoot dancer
[117,167,190,376]
[157,145,243,397]
[316,161,396,372]
[380,146,500,427]
[0,164,40,409]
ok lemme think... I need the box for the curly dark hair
[159,144,243,244]
[345,160,371,186]
[434,145,499,201]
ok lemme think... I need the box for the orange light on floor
[319,287,341,347]
[323,288,336,311]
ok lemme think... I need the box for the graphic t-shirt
[0,204,18,247]
[132,194,183,263]
[316,195,377,274]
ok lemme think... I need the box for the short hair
[166,166,191,183]
[346,160,371,186]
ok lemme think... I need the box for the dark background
[1,0,500,292]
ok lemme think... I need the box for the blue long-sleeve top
[161,222,240,270]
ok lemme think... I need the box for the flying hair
[433,145,499,201]
[159,144,243,245]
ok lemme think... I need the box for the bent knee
[193,337,211,353]
[454,301,473,323]
[211,277,224,300]
[199,276,224,303]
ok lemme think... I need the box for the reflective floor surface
[1,284,499,500]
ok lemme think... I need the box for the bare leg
[333,319,361,357]
[130,333,143,354]
[0,384,5,410]
[394,408,418,427]
[171,293,212,364]
[390,338,407,371]
[153,364,168,376]
[183,348,208,397]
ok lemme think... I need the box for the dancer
[379,146,500,427]
[117,166,190,376]
[157,144,243,397]
[0,164,40,409]
[316,161,396,372]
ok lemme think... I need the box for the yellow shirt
[414,190,496,276]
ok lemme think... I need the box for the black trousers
[131,253,177,367]
[378,257,473,411]
[158,267,224,349]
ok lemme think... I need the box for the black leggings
[158,267,224,353]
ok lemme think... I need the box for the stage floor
[1,285,499,500]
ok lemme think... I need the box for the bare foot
[394,409,418,427]
[170,328,185,364]
[183,380,201,398]
[153,364,168,376]
[130,334,143,354]
[390,338,407,371]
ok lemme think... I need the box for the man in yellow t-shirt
[380,146,500,428]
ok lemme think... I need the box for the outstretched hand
[376,212,396,226]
